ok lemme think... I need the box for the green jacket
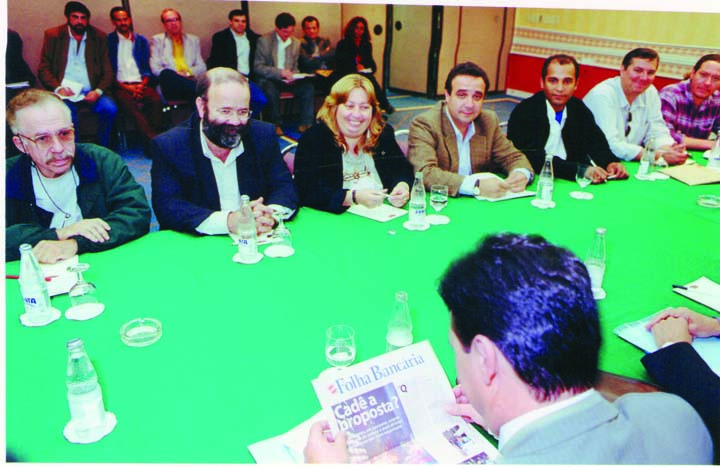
[6,143,151,261]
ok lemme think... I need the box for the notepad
[673,276,720,313]
[348,203,408,222]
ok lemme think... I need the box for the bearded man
[149,67,298,235]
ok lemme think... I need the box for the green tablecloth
[6,155,720,462]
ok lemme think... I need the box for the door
[388,5,433,94]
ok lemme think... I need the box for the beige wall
[340,3,388,89]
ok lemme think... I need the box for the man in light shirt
[584,47,687,165]
[507,54,628,183]
[408,62,533,198]
[150,8,207,102]
[107,7,164,142]
[149,68,297,236]
[37,1,117,148]
[207,9,267,113]
[6,89,150,263]
[254,12,315,136]
[304,233,713,464]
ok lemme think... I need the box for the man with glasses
[150,8,206,102]
[6,89,150,263]
[584,48,687,165]
[37,1,117,147]
[149,68,298,236]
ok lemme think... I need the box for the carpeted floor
[120,91,521,232]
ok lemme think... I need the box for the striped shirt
[659,80,720,143]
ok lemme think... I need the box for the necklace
[32,163,78,222]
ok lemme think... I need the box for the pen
[671,284,688,290]
[6,275,56,282]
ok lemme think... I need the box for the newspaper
[248,340,497,464]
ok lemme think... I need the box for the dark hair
[343,16,370,43]
[275,12,296,29]
[302,16,319,28]
[64,1,90,19]
[444,62,490,95]
[542,54,580,80]
[109,6,129,21]
[693,53,720,72]
[440,233,600,402]
[621,48,659,69]
[228,9,246,21]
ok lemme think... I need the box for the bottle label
[540,184,553,201]
[68,386,106,430]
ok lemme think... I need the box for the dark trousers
[115,84,165,140]
[158,69,197,102]
[65,95,118,148]
[255,77,314,126]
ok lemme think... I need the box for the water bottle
[386,291,413,352]
[585,227,607,300]
[236,195,258,260]
[18,243,52,322]
[638,137,655,179]
[708,137,720,172]
[66,338,107,433]
[408,172,427,227]
[536,155,554,206]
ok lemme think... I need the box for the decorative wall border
[511,27,718,79]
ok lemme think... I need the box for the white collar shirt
[444,107,498,195]
[232,30,250,76]
[276,33,291,70]
[116,33,142,83]
[544,100,568,160]
[64,27,92,92]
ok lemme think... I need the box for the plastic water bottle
[535,155,554,206]
[236,195,258,260]
[638,137,655,179]
[408,172,427,227]
[66,338,107,433]
[18,243,52,322]
[585,227,607,300]
[386,291,413,352]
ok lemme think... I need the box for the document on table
[614,313,720,376]
[348,203,408,222]
[475,190,535,202]
[41,255,79,296]
[659,164,720,185]
[673,276,720,312]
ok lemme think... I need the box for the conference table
[6,153,720,462]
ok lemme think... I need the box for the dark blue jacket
[107,31,155,84]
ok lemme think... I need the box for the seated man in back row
[408,62,533,198]
[6,89,150,263]
[150,67,298,237]
[305,233,713,464]
[507,54,628,183]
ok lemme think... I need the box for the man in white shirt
[149,68,297,236]
[304,233,713,464]
[253,12,315,136]
[408,62,533,198]
[206,9,267,113]
[584,48,687,165]
[107,7,164,142]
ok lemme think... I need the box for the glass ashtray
[697,194,720,208]
[120,318,162,347]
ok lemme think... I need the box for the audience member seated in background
[108,7,164,143]
[643,306,720,463]
[507,54,628,183]
[37,1,117,148]
[150,8,207,102]
[298,16,335,93]
[6,90,150,263]
[294,74,413,214]
[334,16,394,114]
[253,12,314,136]
[150,68,297,236]
[206,9,267,114]
[408,62,533,198]
[659,54,720,151]
[304,233,713,464]
[6,29,37,157]
[584,48,687,165]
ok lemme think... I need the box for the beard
[69,22,87,36]
[202,116,248,149]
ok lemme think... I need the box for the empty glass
[66,263,105,320]
[325,324,356,368]
[570,164,593,200]
[265,206,295,258]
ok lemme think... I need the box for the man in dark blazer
[150,68,297,236]
[207,9,266,113]
[643,307,720,463]
[37,1,117,147]
[507,54,628,183]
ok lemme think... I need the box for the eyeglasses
[624,111,633,137]
[215,108,253,120]
[163,18,181,23]
[16,127,75,150]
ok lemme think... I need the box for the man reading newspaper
[305,233,713,464]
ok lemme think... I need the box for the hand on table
[476,178,511,199]
[505,171,529,192]
[250,197,277,234]
[57,218,111,243]
[387,182,409,207]
[355,189,387,208]
[646,307,720,340]
[658,144,688,165]
[605,162,629,180]
[586,166,609,184]
[304,420,349,463]
[33,239,78,264]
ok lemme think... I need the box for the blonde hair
[316,74,385,154]
[6,89,70,134]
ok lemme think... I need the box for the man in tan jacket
[408,62,533,198]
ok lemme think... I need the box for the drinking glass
[265,206,295,258]
[570,164,593,200]
[427,184,450,225]
[66,263,105,320]
[325,324,356,368]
